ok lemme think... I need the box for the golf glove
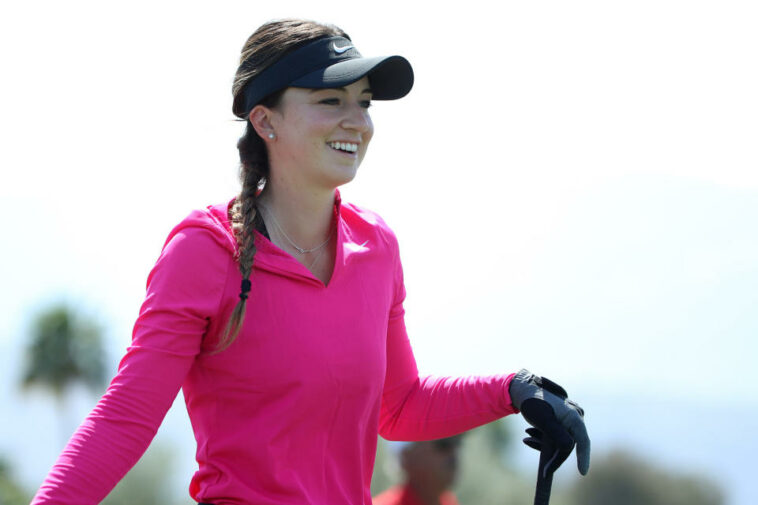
[509,369,591,476]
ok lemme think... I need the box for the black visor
[238,36,414,117]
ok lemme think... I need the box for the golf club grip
[534,435,555,505]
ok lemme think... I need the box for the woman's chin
[324,164,360,189]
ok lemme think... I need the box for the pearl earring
[268,133,275,139]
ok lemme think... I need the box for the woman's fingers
[520,399,575,475]
[563,409,591,475]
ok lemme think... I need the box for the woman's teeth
[329,141,358,153]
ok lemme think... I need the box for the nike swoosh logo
[345,240,370,253]
[332,42,353,54]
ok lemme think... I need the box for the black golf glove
[509,369,591,476]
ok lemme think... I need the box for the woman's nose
[341,103,373,134]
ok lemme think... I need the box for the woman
[32,19,589,505]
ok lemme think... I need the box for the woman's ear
[248,105,276,141]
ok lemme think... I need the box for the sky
[1,1,756,504]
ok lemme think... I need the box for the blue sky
[1,1,756,504]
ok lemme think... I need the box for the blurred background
[1,1,756,504]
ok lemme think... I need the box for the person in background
[374,436,463,505]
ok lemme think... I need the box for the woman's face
[266,77,374,191]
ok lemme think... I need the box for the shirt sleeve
[378,241,517,441]
[31,226,230,504]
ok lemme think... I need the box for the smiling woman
[30,18,590,505]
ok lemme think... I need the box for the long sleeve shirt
[31,192,517,505]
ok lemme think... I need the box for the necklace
[307,241,329,270]
[259,204,333,255]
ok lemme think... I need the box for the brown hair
[217,19,349,351]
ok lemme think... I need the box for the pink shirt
[32,193,517,505]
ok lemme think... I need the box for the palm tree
[19,303,186,504]
[20,303,107,446]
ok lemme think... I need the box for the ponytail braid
[216,123,268,352]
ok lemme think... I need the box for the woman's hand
[509,369,591,476]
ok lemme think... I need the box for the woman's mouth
[328,141,359,154]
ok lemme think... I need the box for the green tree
[565,449,724,505]
[20,303,107,445]
[19,303,184,504]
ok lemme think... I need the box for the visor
[238,36,414,116]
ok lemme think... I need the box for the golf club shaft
[534,435,555,505]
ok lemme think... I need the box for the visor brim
[290,55,414,100]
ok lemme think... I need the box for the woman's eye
[317,97,371,108]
